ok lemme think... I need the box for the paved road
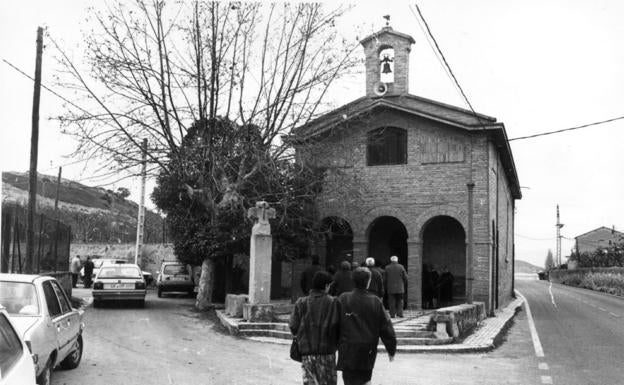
[54,289,546,385]
[516,279,624,385]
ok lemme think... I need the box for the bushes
[550,268,624,297]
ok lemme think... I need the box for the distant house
[575,227,624,254]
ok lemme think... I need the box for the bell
[382,62,392,74]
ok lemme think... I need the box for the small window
[51,281,72,314]
[367,127,407,166]
[42,281,62,318]
[0,314,23,376]
[163,265,188,275]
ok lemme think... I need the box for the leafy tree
[545,249,555,270]
[115,187,131,200]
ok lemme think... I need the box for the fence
[1,204,71,274]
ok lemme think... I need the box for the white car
[81,258,153,285]
[0,274,84,385]
[92,264,147,307]
[0,306,36,385]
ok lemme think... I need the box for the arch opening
[422,215,466,307]
[320,217,353,271]
[367,216,408,268]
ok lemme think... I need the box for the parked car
[81,258,153,286]
[92,264,147,307]
[156,261,195,298]
[0,274,84,385]
[0,306,37,385]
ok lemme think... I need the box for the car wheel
[37,357,52,385]
[187,289,195,298]
[137,299,145,308]
[157,288,163,298]
[60,335,83,370]
[93,299,100,308]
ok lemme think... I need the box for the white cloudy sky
[1,0,623,268]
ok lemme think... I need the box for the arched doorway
[367,216,408,269]
[422,216,466,305]
[320,217,353,271]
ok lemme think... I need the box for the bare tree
[52,0,360,309]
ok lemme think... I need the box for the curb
[215,297,525,353]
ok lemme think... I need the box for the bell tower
[360,24,415,97]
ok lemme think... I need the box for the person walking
[329,261,354,296]
[289,271,341,385]
[300,255,323,295]
[83,256,95,288]
[336,267,397,385]
[70,255,82,288]
[385,256,407,318]
[364,258,383,299]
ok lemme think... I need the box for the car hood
[9,316,40,337]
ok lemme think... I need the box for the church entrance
[367,216,408,268]
[422,216,466,306]
[321,217,353,271]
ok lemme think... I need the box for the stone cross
[244,201,276,319]
[247,201,276,236]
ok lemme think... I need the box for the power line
[508,115,624,141]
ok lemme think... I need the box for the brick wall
[302,109,517,311]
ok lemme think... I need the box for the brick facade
[294,27,519,313]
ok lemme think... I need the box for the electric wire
[508,115,624,141]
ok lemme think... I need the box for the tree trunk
[195,258,215,310]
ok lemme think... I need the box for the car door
[49,281,78,360]
[41,281,71,360]
[50,281,80,351]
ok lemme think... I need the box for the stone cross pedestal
[243,201,276,322]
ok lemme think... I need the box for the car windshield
[93,259,104,268]
[163,265,188,275]
[0,282,40,316]
[98,266,142,279]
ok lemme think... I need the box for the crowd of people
[292,255,456,384]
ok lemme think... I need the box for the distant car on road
[156,261,195,298]
[92,264,147,307]
[0,274,84,385]
[0,306,37,385]
[81,258,153,286]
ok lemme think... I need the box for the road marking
[598,307,606,312]
[548,282,557,308]
[541,375,553,384]
[610,312,620,318]
[538,362,549,370]
[516,291,545,357]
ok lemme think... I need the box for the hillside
[515,259,543,274]
[2,171,165,243]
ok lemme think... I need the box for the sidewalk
[218,297,524,353]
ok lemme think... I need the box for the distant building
[293,26,521,313]
[575,227,624,254]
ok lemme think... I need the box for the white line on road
[538,362,549,370]
[549,281,557,308]
[598,307,606,312]
[609,312,620,318]
[516,291,545,357]
[541,375,553,384]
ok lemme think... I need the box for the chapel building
[293,26,521,313]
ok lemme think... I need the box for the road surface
[516,279,624,385]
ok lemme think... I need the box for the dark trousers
[71,273,78,288]
[388,293,404,317]
[342,369,373,385]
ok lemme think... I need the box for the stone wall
[70,243,176,277]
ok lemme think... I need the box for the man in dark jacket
[300,255,323,295]
[365,258,384,299]
[83,256,95,288]
[385,255,408,318]
[330,261,354,296]
[337,267,396,385]
[290,271,341,384]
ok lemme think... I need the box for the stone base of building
[243,303,275,322]
[225,294,249,317]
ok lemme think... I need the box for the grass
[555,270,624,297]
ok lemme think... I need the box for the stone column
[407,241,422,309]
[243,201,276,322]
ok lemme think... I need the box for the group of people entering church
[291,255,407,385]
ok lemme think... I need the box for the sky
[1,0,623,268]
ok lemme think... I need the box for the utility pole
[556,204,564,266]
[54,167,62,213]
[134,139,148,265]
[26,27,44,274]
[466,182,475,304]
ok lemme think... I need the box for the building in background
[575,226,624,254]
